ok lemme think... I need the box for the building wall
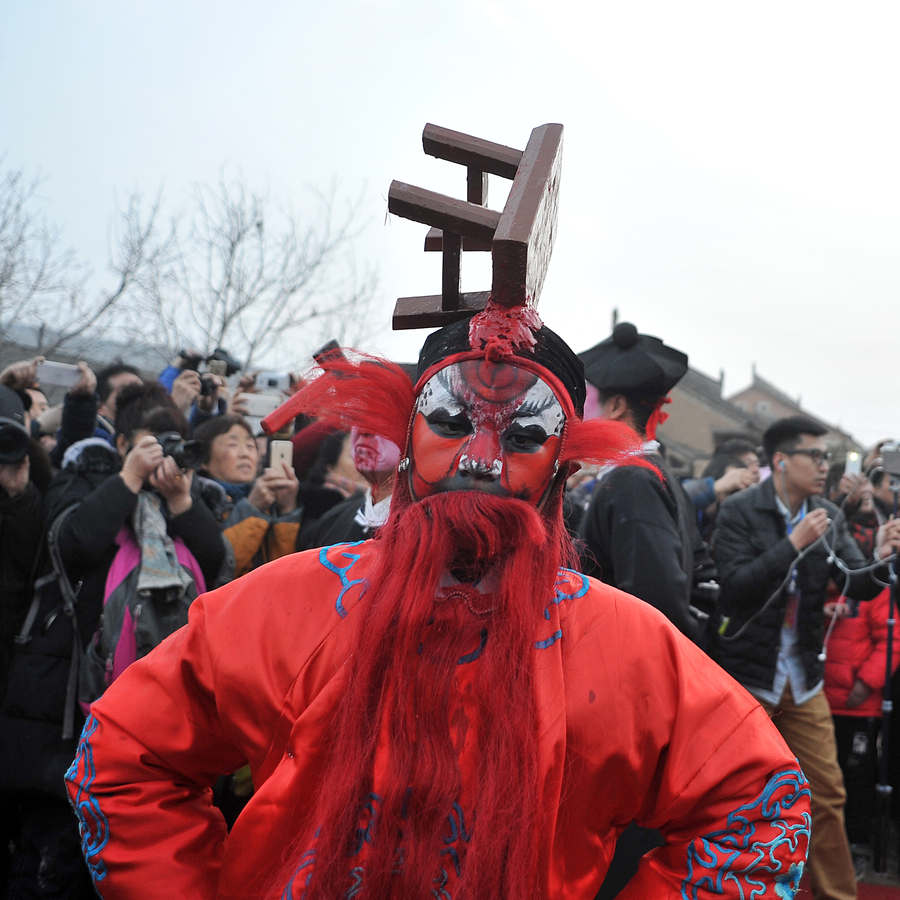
[729,386,859,454]
[729,387,797,423]
[658,385,753,459]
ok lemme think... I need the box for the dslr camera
[156,432,204,470]
[178,347,243,396]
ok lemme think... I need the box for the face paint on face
[582,383,602,421]
[408,360,566,506]
[350,427,401,480]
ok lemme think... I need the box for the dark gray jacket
[713,477,886,692]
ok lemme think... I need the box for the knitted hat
[0,385,30,463]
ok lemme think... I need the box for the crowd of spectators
[0,350,373,893]
[0,341,898,896]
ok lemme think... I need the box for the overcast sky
[2,0,897,445]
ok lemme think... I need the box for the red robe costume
[66,540,809,899]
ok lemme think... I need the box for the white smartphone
[844,451,862,476]
[269,439,293,472]
[235,392,282,418]
[36,360,81,388]
[255,371,291,392]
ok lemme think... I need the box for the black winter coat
[297,491,368,550]
[577,454,704,644]
[0,481,44,691]
[713,477,886,693]
[1,457,225,798]
[0,459,118,798]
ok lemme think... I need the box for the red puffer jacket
[824,588,900,717]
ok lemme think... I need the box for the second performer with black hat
[577,321,714,647]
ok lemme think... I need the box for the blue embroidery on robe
[351,793,382,856]
[346,866,365,897]
[64,714,110,883]
[457,628,488,665]
[433,801,472,898]
[681,767,811,899]
[318,541,366,617]
[535,568,589,649]
[440,802,472,878]
[281,848,316,899]
[289,797,471,899]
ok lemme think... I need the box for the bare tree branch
[141,173,379,370]
[0,164,379,370]
[0,167,79,333]
[0,164,174,358]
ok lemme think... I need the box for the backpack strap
[12,503,83,739]
[51,505,87,740]
[13,572,57,645]
[46,504,84,740]
[13,505,81,645]
[47,504,83,614]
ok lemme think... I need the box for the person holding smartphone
[714,416,900,900]
[191,414,302,578]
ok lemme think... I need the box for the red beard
[284,483,575,899]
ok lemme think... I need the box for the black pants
[891,669,900,821]
[2,795,94,899]
[594,824,664,899]
[832,715,879,845]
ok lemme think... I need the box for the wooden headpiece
[388,122,563,330]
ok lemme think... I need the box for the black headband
[416,317,586,417]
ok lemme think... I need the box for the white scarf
[352,489,392,532]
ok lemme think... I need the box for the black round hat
[579,322,688,398]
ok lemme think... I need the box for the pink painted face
[350,427,401,481]
[408,360,566,506]
[582,383,603,421]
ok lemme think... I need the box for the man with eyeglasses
[713,415,900,900]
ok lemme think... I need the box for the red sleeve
[64,551,342,899]
[857,588,900,690]
[620,726,809,899]
[566,584,810,898]
[65,597,240,898]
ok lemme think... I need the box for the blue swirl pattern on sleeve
[681,766,811,899]
[64,713,110,884]
[534,568,589,650]
[318,541,367,617]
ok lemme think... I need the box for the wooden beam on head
[389,122,564,331]
[424,227,492,253]
[467,167,488,205]
[490,123,563,308]
[388,181,500,242]
[393,291,491,330]
[441,232,461,310]
[422,124,522,179]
